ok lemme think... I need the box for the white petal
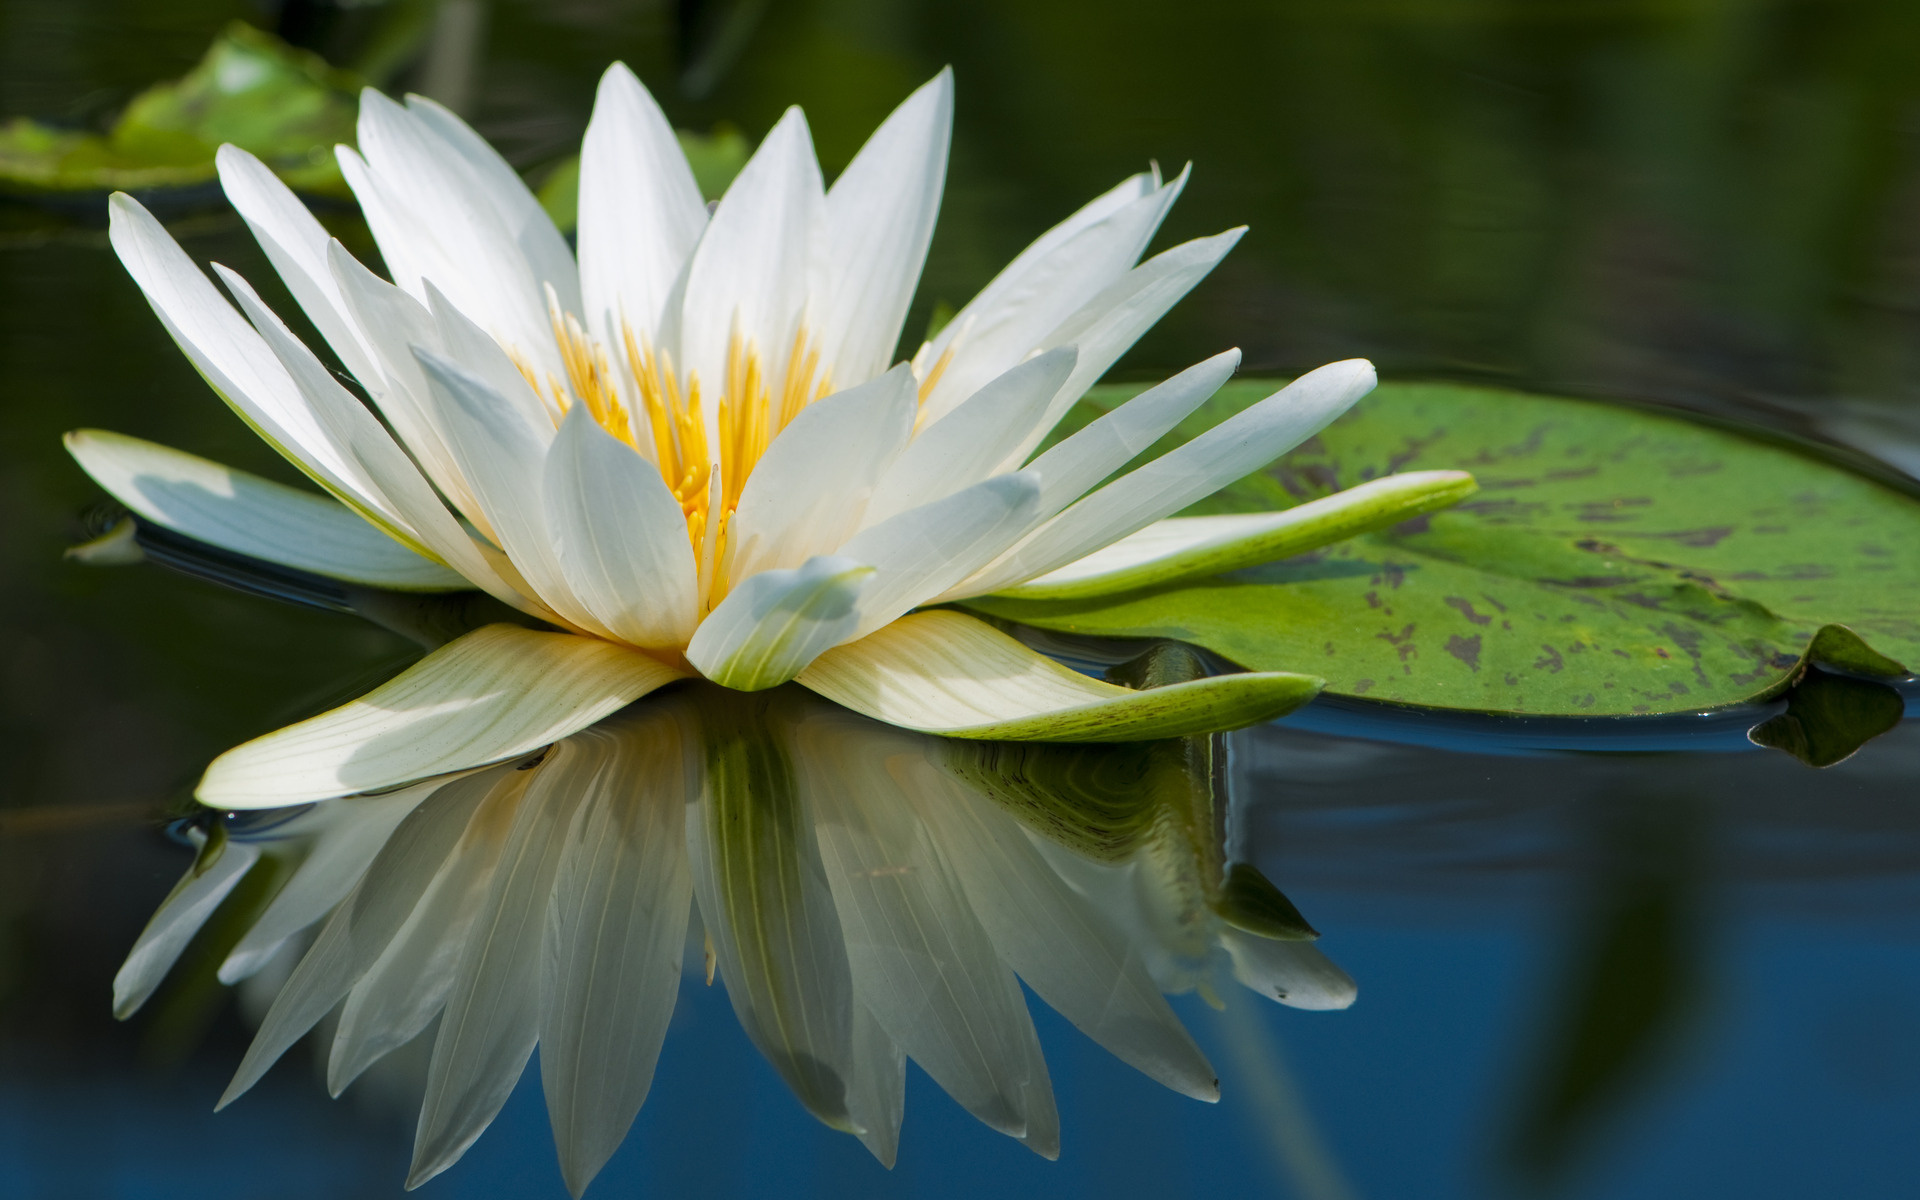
[797,610,1320,741]
[197,624,689,808]
[1018,349,1241,520]
[408,733,602,1188]
[351,91,572,378]
[864,349,1074,526]
[107,195,435,555]
[1000,470,1477,600]
[213,266,546,610]
[324,241,490,531]
[836,473,1042,641]
[795,711,1053,1143]
[577,63,708,345]
[848,1003,906,1167]
[686,708,862,1131]
[919,167,1187,424]
[404,93,583,318]
[1222,929,1358,1011]
[677,107,826,421]
[219,766,507,1109]
[218,784,438,983]
[820,70,953,382]
[1020,227,1245,455]
[912,759,1218,1100]
[112,832,261,1019]
[541,707,698,1198]
[543,407,700,650]
[722,364,917,582]
[686,555,874,690]
[956,359,1378,597]
[329,770,531,1095]
[215,146,383,389]
[425,281,565,440]
[64,430,467,590]
[411,344,606,636]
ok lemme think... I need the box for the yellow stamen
[516,307,836,615]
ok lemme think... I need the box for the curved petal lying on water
[796,610,1321,741]
[63,430,468,590]
[994,470,1479,601]
[196,624,689,808]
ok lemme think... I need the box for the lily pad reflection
[114,684,1352,1195]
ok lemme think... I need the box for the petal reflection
[122,684,1352,1193]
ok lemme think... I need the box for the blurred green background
[3,2,1919,1197]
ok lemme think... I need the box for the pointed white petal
[836,473,1042,641]
[722,365,917,582]
[677,107,825,416]
[407,733,603,1188]
[352,90,571,377]
[820,70,953,382]
[686,556,874,690]
[544,407,700,650]
[919,167,1188,424]
[578,63,709,344]
[424,282,565,440]
[797,610,1320,741]
[218,784,439,984]
[219,766,506,1109]
[405,92,583,318]
[1018,349,1241,520]
[997,471,1477,600]
[324,241,490,531]
[864,349,1073,526]
[686,706,861,1132]
[64,430,467,590]
[1223,929,1358,1011]
[112,833,261,1019]
[216,146,383,389]
[210,268,546,609]
[541,708,698,1198]
[848,1003,906,1167]
[958,359,1378,597]
[411,344,607,636]
[197,624,689,808]
[1020,227,1244,451]
[795,712,1052,1141]
[329,770,532,1095]
[107,195,440,557]
[912,761,1218,1100]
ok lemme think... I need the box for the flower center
[515,291,834,612]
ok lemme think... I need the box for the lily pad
[967,382,1920,716]
[0,23,357,197]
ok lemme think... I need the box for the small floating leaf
[971,382,1920,716]
[0,23,358,196]
[1748,669,1906,767]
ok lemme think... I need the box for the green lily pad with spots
[965,381,1919,716]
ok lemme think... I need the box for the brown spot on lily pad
[1446,634,1482,672]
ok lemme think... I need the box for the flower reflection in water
[115,682,1353,1195]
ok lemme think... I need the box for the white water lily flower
[65,65,1433,810]
[116,686,1352,1195]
